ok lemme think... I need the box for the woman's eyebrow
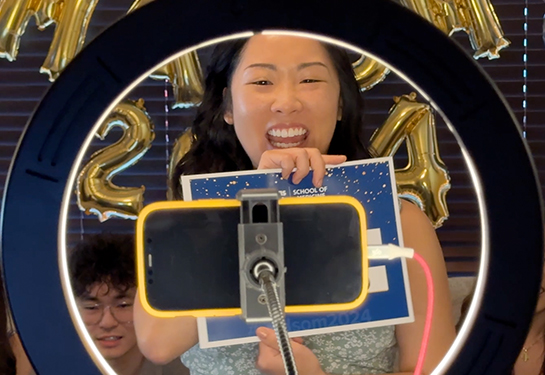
[245,63,276,71]
[244,62,329,71]
[297,62,329,71]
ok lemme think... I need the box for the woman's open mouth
[266,127,308,148]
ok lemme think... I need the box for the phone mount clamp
[237,188,286,323]
[237,188,298,375]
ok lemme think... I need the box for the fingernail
[257,330,267,339]
[315,179,323,187]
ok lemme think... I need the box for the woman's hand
[258,148,346,187]
[256,327,327,375]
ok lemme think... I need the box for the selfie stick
[237,189,298,375]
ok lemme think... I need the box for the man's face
[76,283,138,360]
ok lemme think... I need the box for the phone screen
[142,203,364,312]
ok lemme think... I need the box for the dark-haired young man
[70,234,188,375]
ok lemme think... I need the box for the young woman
[134,34,456,375]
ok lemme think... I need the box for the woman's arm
[133,290,198,365]
[396,200,457,374]
[255,200,456,375]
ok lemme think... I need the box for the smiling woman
[224,36,344,164]
[1,0,541,373]
[134,34,457,375]
[170,35,369,197]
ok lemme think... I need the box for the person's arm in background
[9,333,35,375]
[133,291,198,365]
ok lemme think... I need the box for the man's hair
[69,233,135,298]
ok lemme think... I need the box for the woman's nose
[270,84,302,114]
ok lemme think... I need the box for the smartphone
[136,195,368,318]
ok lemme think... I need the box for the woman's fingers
[291,149,311,184]
[322,154,347,165]
[292,337,304,344]
[306,148,326,187]
[258,149,347,187]
[258,151,296,180]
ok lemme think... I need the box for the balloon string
[79,209,84,241]
[522,0,528,139]
[164,79,170,173]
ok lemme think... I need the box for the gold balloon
[128,0,205,108]
[0,0,98,78]
[41,0,99,81]
[0,0,58,61]
[369,93,450,227]
[460,0,510,59]
[166,129,195,200]
[399,0,510,59]
[151,52,205,108]
[352,55,390,92]
[77,99,155,222]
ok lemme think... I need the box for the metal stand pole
[237,189,298,375]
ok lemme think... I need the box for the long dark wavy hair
[170,36,370,199]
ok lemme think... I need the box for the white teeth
[267,128,307,138]
[271,141,303,148]
[103,337,120,341]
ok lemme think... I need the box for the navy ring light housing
[1,0,543,374]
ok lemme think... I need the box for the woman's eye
[251,80,272,86]
[301,79,321,83]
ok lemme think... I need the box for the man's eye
[118,302,133,309]
[83,305,99,311]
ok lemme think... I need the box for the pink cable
[412,252,434,375]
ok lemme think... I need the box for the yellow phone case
[136,195,368,318]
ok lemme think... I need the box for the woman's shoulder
[399,199,435,231]
[397,198,442,258]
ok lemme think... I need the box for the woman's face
[224,35,342,167]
